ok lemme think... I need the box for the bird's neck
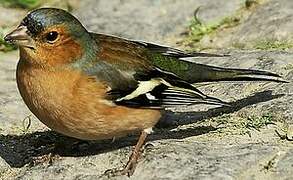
[69,34,99,70]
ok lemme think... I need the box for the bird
[4,8,287,176]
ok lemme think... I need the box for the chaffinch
[4,8,287,176]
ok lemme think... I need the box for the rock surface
[0,0,293,180]
[201,0,293,48]
[75,0,243,44]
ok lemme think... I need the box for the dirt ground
[0,0,292,179]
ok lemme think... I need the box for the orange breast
[16,61,161,140]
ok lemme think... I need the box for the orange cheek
[36,39,83,66]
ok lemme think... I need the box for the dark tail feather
[177,62,288,83]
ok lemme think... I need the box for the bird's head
[4,8,96,67]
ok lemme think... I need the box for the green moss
[184,5,243,50]
[0,0,41,9]
[0,28,17,52]
[253,40,293,50]
[212,112,276,136]
[245,113,274,130]
[219,16,241,29]
[283,64,293,70]
[187,13,240,44]
[188,18,217,43]
[184,0,267,50]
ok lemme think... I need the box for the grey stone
[75,0,243,44]
[0,7,26,27]
[202,0,293,48]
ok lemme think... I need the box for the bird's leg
[103,129,151,177]
[121,129,149,176]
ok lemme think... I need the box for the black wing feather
[115,83,230,109]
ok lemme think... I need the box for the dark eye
[45,31,58,43]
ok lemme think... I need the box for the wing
[73,33,229,109]
[113,75,230,109]
[90,33,285,85]
[89,33,229,87]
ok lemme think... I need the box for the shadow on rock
[157,90,285,128]
[0,90,284,168]
[0,126,216,168]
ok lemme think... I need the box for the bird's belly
[16,66,161,140]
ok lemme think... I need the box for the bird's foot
[102,130,149,177]
[121,148,140,176]
[103,152,140,177]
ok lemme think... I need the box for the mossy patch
[283,64,293,70]
[183,0,267,50]
[189,11,240,42]
[209,111,277,136]
[0,0,41,9]
[185,8,241,49]
[0,0,74,11]
[253,40,293,50]
[245,113,274,131]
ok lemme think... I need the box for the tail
[153,56,288,83]
[181,62,288,83]
[144,43,288,83]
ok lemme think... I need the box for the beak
[4,26,35,49]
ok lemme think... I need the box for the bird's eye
[45,31,58,43]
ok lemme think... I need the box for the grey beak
[4,26,29,42]
[4,26,35,49]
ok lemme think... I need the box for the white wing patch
[115,77,229,108]
[117,78,165,101]
[145,93,157,100]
